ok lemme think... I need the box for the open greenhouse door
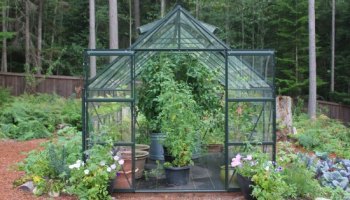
[83,50,137,192]
[225,50,276,191]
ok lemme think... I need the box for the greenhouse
[82,5,275,192]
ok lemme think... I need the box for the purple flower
[275,166,283,172]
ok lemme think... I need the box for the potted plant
[137,54,174,160]
[158,80,201,185]
[231,152,292,200]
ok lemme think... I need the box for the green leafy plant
[67,142,124,200]
[293,113,350,159]
[0,94,81,140]
[159,80,201,167]
[17,127,81,196]
[231,152,296,200]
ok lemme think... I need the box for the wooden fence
[0,72,83,98]
[318,100,350,124]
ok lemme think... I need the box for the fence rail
[318,100,350,124]
[0,72,83,98]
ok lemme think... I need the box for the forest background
[1,0,349,104]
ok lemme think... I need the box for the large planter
[206,144,223,153]
[164,165,190,186]
[149,133,165,160]
[120,150,149,179]
[220,165,239,187]
[136,144,150,152]
[236,173,256,200]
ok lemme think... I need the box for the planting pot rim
[164,165,190,170]
[120,150,149,160]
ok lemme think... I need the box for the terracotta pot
[206,144,223,153]
[120,150,149,179]
[136,144,150,152]
[114,170,132,189]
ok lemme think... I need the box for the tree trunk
[195,0,199,19]
[37,0,43,75]
[109,0,119,61]
[308,0,317,120]
[49,0,58,63]
[134,0,140,35]
[1,0,8,72]
[330,0,335,92]
[161,0,166,18]
[89,0,96,77]
[25,0,30,68]
[129,0,132,46]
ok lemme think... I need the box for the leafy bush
[293,113,350,159]
[0,94,81,140]
[18,128,81,195]
[0,87,12,108]
[282,162,323,199]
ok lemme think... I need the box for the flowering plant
[231,153,295,200]
[67,143,124,200]
[231,153,276,178]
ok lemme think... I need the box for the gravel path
[0,139,244,200]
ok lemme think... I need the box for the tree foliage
[1,0,350,103]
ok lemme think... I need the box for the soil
[0,139,244,200]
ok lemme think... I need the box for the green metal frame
[82,5,276,193]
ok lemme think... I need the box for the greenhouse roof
[87,5,273,96]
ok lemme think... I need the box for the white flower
[100,161,106,166]
[84,169,89,175]
[113,155,120,161]
[111,164,116,170]
[107,167,112,172]
[118,159,124,165]
[69,164,75,169]
[265,165,270,171]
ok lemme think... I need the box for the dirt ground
[0,139,244,200]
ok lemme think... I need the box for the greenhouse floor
[135,152,229,191]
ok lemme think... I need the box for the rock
[18,181,34,192]
[49,191,60,197]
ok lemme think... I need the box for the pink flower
[235,154,242,160]
[231,160,241,167]
[244,155,252,161]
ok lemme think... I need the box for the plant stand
[149,133,165,160]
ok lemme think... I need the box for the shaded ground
[0,139,244,200]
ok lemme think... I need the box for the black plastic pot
[164,165,190,186]
[236,173,256,200]
[107,178,115,195]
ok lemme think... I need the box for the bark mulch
[0,139,244,200]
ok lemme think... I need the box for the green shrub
[17,128,81,195]
[293,113,350,159]
[0,87,12,108]
[282,162,324,199]
[0,94,81,140]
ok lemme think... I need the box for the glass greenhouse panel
[87,102,132,144]
[87,55,133,99]
[132,6,227,50]
[111,145,135,190]
[227,52,274,99]
[228,102,273,143]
